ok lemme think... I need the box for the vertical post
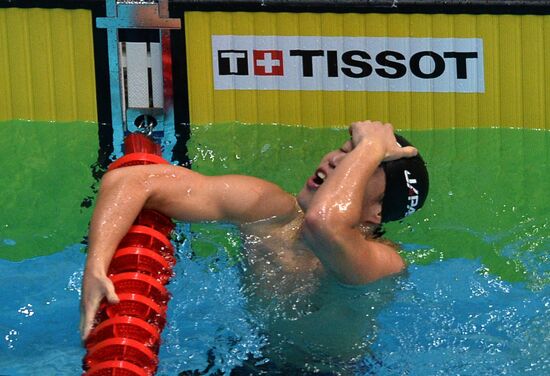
[106,27,124,156]
[96,0,181,158]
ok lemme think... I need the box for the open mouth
[312,170,327,185]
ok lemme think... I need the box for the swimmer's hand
[349,120,418,161]
[79,272,119,343]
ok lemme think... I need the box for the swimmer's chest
[241,218,323,275]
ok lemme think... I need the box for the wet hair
[381,134,429,223]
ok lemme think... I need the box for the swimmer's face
[297,140,385,226]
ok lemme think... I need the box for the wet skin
[80,120,418,348]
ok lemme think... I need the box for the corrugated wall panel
[0,8,97,122]
[185,11,550,130]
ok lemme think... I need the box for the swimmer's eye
[339,141,353,153]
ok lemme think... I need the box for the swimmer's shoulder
[368,236,408,278]
[240,197,303,234]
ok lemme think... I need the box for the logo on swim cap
[404,170,420,216]
[381,134,429,223]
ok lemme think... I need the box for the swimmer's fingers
[349,120,395,148]
[80,301,95,343]
[349,121,418,160]
[79,274,119,343]
[383,145,418,162]
[80,289,98,343]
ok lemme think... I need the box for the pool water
[0,122,548,375]
[0,120,98,261]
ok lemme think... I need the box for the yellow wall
[0,8,97,122]
[185,12,550,130]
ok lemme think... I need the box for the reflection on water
[238,229,398,375]
[166,222,549,376]
[0,226,547,375]
[0,126,548,375]
[368,259,550,375]
[166,222,400,376]
[0,245,85,375]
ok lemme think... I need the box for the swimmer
[80,120,429,372]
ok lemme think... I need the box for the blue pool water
[0,226,548,375]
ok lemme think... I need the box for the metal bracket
[97,0,181,30]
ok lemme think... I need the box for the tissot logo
[212,35,485,92]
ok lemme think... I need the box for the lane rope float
[83,133,175,376]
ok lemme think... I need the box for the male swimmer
[80,120,429,374]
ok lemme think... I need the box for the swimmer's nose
[329,152,346,168]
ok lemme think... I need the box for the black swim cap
[381,134,429,223]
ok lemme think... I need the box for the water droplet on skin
[337,202,351,212]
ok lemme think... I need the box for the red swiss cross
[253,50,284,76]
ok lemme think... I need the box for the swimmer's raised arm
[301,121,417,284]
[81,164,296,340]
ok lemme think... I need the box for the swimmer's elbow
[303,210,346,243]
[100,168,153,202]
[100,168,130,192]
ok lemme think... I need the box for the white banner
[212,35,484,93]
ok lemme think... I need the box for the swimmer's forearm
[302,139,402,284]
[307,139,384,227]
